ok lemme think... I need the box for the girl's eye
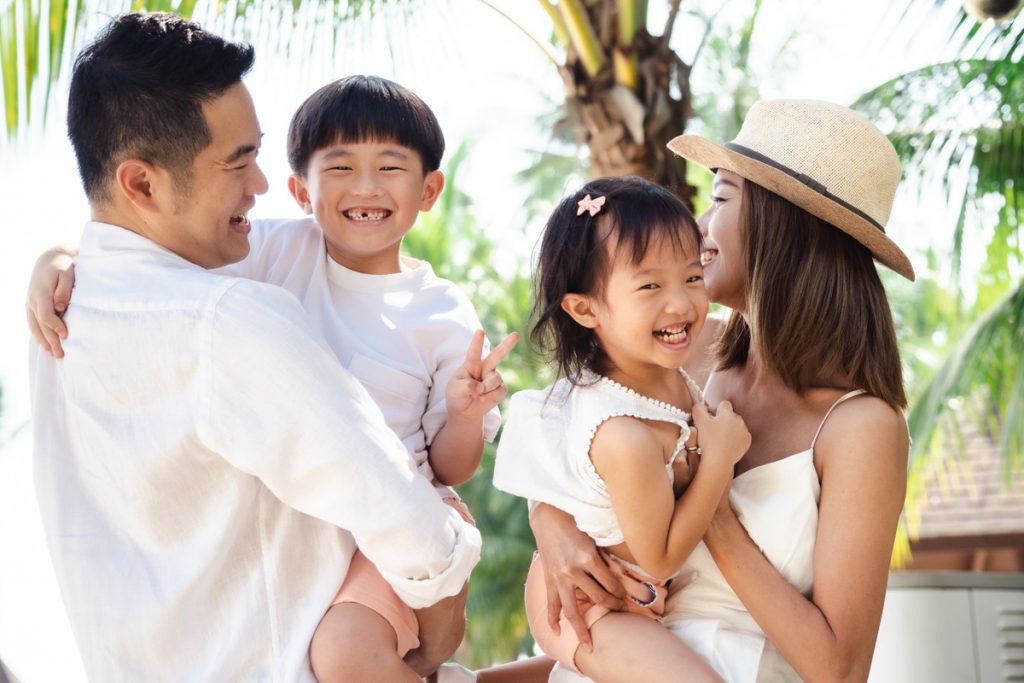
[686,274,704,284]
[639,283,659,291]
[710,195,726,204]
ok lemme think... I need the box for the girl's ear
[561,293,599,329]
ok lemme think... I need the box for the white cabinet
[870,572,1024,683]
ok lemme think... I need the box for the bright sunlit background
[0,0,977,679]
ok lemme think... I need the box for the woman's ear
[561,293,599,329]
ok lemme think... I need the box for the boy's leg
[310,601,421,683]
[574,612,723,683]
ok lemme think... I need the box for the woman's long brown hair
[715,180,907,409]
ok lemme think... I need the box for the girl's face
[697,169,746,311]
[584,230,708,382]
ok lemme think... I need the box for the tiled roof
[907,424,1024,540]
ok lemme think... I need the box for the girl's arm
[704,397,908,683]
[593,401,750,580]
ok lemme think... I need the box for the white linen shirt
[29,221,481,682]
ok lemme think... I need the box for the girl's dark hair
[287,75,445,175]
[531,176,701,383]
[67,13,255,202]
[715,179,907,409]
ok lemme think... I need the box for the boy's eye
[232,164,248,171]
[380,166,404,172]
[639,283,659,291]
[686,274,704,284]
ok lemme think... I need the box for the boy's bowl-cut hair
[287,75,445,175]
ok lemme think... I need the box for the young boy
[28,75,518,683]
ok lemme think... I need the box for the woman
[528,99,912,682]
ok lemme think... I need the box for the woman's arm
[529,503,626,651]
[704,398,908,683]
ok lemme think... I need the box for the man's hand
[405,583,469,678]
[26,245,77,358]
[530,504,626,651]
[445,330,519,422]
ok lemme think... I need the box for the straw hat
[667,99,915,281]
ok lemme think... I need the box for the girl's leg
[574,612,722,683]
[310,602,421,683]
[476,655,556,683]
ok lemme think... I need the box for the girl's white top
[493,369,703,547]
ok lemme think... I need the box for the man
[29,13,478,681]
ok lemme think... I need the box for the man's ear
[561,292,599,329]
[287,175,313,214]
[114,159,160,212]
[419,170,445,210]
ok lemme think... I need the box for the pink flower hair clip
[576,194,606,217]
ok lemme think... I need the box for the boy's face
[289,140,444,274]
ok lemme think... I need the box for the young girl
[494,177,751,683]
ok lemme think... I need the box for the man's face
[157,82,268,269]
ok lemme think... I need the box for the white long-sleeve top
[29,221,481,682]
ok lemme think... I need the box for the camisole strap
[810,389,866,450]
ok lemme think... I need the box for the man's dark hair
[67,12,255,202]
[287,75,445,175]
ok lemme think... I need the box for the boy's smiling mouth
[343,208,392,222]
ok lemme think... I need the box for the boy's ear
[561,293,599,329]
[114,159,160,212]
[419,170,445,211]
[287,175,314,214]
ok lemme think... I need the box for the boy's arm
[24,219,287,357]
[26,244,77,358]
[428,330,518,487]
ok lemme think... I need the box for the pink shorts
[330,497,475,657]
[524,550,667,672]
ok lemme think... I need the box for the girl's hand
[692,400,750,467]
[26,246,78,358]
[530,503,625,651]
[445,330,519,421]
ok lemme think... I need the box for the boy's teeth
[230,215,249,225]
[345,209,390,221]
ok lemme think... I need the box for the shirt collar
[80,221,199,269]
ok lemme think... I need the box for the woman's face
[697,169,746,311]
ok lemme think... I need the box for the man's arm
[201,279,481,608]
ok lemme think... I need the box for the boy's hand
[691,400,751,467]
[445,330,519,422]
[26,246,77,359]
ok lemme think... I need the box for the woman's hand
[530,503,625,651]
